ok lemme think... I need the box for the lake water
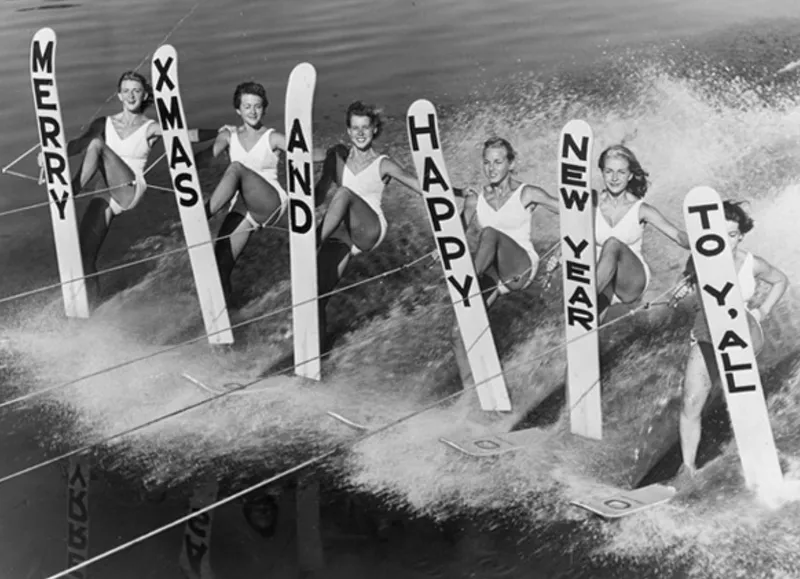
[2,0,800,577]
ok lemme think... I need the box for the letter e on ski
[558,119,601,440]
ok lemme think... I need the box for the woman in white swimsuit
[594,144,690,317]
[203,81,323,303]
[313,101,428,350]
[460,137,559,307]
[673,201,787,487]
[49,71,217,308]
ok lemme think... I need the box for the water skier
[43,71,218,307]
[672,200,788,486]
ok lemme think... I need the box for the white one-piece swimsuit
[595,198,651,303]
[475,184,539,293]
[342,154,389,256]
[228,128,288,228]
[104,117,156,215]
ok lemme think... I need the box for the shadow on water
[16,0,81,13]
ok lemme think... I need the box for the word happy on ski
[688,202,758,394]
[152,53,199,208]
[559,132,595,331]
[407,113,475,306]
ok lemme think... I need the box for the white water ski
[558,119,601,440]
[285,63,321,381]
[152,44,233,345]
[406,99,510,412]
[683,186,782,493]
[440,428,540,458]
[571,484,675,519]
[326,411,368,432]
[30,27,89,318]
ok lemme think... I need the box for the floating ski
[152,44,233,345]
[30,28,89,318]
[683,186,782,492]
[326,411,368,432]
[558,119,601,440]
[285,63,321,381]
[406,99,510,412]
[66,455,90,578]
[571,484,675,519]
[440,428,540,458]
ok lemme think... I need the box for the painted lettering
[702,282,734,306]
[286,119,309,152]
[436,236,466,270]
[559,187,590,211]
[407,113,438,152]
[563,235,589,258]
[565,260,590,284]
[560,133,589,163]
[696,233,724,257]
[289,199,313,234]
[718,329,748,351]
[287,159,311,197]
[447,274,474,308]
[567,307,594,331]
[31,39,54,73]
[421,156,448,192]
[156,95,183,130]
[426,197,455,233]
[725,371,756,393]
[687,203,718,229]
[38,116,60,147]
[168,137,193,170]
[153,56,175,91]
[174,173,199,207]
[32,78,57,110]
[44,152,68,186]
[49,190,68,220]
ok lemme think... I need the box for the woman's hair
[346,101,383,139]
[233,81,268,109]
[598,144,649,198]
[482,137,516,162]
[117,71,153,110]
[723,200,754,234]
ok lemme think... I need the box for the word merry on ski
[558,119,600,440]
[30,27,88,317]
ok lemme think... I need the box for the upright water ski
[406,99,510,412]
[151,45,233,345]
[30,27,89,318]
[66,456,90,579]
[285,63,320,380]
[683,186,782,492]
[558,120,601,439]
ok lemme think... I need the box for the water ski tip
[570,484,676,519]
[440,428,539,458]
